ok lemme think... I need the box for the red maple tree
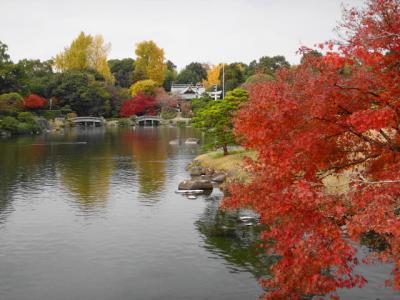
[23,94,47,109]
[120,93,158,117]
[223,0,400,299]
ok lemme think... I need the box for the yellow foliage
[130,79,158,96]
[203,64,222,88]
[54,32,114,83]
[134,41,166,85]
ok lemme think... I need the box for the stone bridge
[71,117,104,127]
[136,116,161,126]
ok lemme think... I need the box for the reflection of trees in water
[196,195,276,279]
[122,128,168,195]
[57,131,113,209]
[0,136,49,221]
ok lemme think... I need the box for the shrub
[0,116,19,133]
[43,110,62,120]
[117,118,131,127]
[60,106,72,115]
[17,112,36,123]
[0,92,24,115]
[176,120,187,128]
[17,122,40,135]
[23,94,47,109]
[161,110,177,120]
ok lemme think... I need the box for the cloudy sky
[1,0,364,69]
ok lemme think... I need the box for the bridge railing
[136,115,161,121]
[71,117,104,122]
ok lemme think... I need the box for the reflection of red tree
[223,0,400,298]
[120,93,158,117]
[24,94,47,109]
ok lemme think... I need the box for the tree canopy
[108,58,135,88]
[176,62,208,84]
[134,40,166,85]
[192,88,249,155]
[54,32,114,83]
[223,0,400,298]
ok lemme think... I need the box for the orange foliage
[223,1,400,298]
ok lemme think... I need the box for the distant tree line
[0,31,300,130]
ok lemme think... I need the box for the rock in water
[190,166,206,176]
[178,179,213,191]
[212,173,226,183]
[185,138,200,144]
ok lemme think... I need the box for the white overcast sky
[0,0,364,69]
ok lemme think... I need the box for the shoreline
[187,148,255,187]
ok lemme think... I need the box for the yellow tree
[130,79,158,96]
[134,41,166,85]
[203,64,222,88]
[54,32,114,83]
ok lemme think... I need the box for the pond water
[0,127,262,300]
[0,127,399,300]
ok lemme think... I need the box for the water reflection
[121,128,167,196]
[196,193,275,279]
[0,136,49,222]
[0,127,203,213]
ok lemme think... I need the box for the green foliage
[192,88,249,155]
[108,58,135,88]
[191,93,212,113]
[176,120,187,128]
[16,59,54,95]
[43,110,62,120]
[300,50,323,64]
[46,70,112,116]
[160,110,177,120]
[0,92,24,115]
[176,62,208,84]
[219,63,246,92]
[0,116,19,132]
[247,55,290,77]
[117,118,131,127]
[163,60,177,91]
[0,41,11,66]
[17,112,35,123]
[16,122,40,134]
[245,73,275,84]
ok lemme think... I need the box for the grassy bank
[194,148,256,183]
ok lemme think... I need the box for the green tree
[0,42,26,94]
[108,58,135,88]
[0,92,24,115]
[46,70,112,116]
[163,60,177,91]
[0,41,11,66]
[192,88,249,155]
[219,63,247,93]
[176,62,208,84]
[246,56,290,78]
[134,40,166,85]
[16,59,54,95]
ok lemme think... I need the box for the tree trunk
[222,144,229,156]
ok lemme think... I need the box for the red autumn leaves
[222,0,400,299]
[119,93,158,117]
[23,94,47,109]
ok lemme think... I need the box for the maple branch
[334,83,380,98]
[319,154,380,179]
[379,129,400,152]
